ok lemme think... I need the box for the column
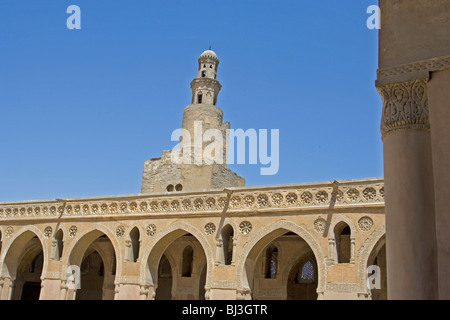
[350,238,355,263]
[377,78,438,299]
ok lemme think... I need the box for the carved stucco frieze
[0,180,384,220]
[377,79,430,139]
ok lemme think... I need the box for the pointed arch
[1,226,48,280]
[142,221,214,298]
[328,216,357,264]
[63,227,119,300]
[53,229,64,261]
[327,216,357,238]
[357,224,386,297]
[128,227,141,263]
[334,222,351,264]
[63,225,121,284]
[0,226,48,300]
[220,224,235,265]
[236,220,326,299]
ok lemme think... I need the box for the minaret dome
[197,49,219,80]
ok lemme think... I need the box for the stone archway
[236,220,326,300]
[0,228,48,300]
[65,229,119,300]
[367,235,387,300]
[143,222,214,300]
[357,224,386,299]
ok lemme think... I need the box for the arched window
[296,260,316,284]
[129,227,140,263]
[221,225,234,265]
[54,229,64,261]
[197,93,203,104]
[265,245,278,279]
[334,222,351,263]
[182,246,194,277]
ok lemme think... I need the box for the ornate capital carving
[377,79,430,139]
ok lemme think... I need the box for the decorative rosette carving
[239,221,252,235]
[116,225,125,237]
[347,189,360,201]
[204,223,216,235]
[69,226,78,237]
[358,217,374,232]
[44,226,52,238]
[146,224,157,237]
[271,193,283,206]
[286,193,298,205]
[301,192,313,204]
[316,191,329,204]
[313,218,327,233]
[257,194,269,207]
[205,198,215,209]
[5,226,14,238]
[363,188,377,200]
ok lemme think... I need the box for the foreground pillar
[377,79,438,299]
[377,0,450,300]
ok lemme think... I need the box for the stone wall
[0,178,386,300]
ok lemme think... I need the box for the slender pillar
[328,238,336,264]
[350,238,355,263]
[377,79,438,299]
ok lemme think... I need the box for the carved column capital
[377,79,430,140]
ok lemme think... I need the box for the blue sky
[0,0,383,202]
